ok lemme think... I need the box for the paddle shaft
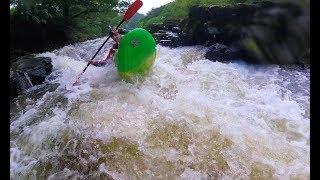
[81,20,125,74]
[73,0,143,85]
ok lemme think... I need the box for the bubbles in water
[10,38,309,179]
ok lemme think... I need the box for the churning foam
[10,37,309,179]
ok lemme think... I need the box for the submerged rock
[10,83,60,120]
[10,55,53,98]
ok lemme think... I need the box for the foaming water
[10,37,309,179]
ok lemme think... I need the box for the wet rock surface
[10,83,60,120]
[148,20,184,47]
[10,55,53,98]
[147,1,309,64]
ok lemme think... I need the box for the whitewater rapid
[10,37,310,179]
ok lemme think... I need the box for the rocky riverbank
[146,1,309,65]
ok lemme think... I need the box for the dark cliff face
[146,1,310,65]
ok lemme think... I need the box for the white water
[10,37,310,179]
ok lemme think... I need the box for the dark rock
[159,39,182,48]
[10,55,53,98]
[153,31,183,48]
[146,24,163,34]
[172,27,181,33]
[163,19,183,31]
[147,19,184,47]
[147,1,309,64]
[205,2,308,64]
[10,83,60,119]
[204,43,240,62]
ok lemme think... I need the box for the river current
[10,37,310,179]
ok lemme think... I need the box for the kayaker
[91,27,127,67]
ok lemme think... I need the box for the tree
[10,0,131,51]
[10,0,119,24]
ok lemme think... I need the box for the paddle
[73,0,143,85]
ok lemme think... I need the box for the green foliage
[139,0,260,27]
[70,10,121,42]
[123,13,145,30]
[67,0,144,42]
[10,0,139,42]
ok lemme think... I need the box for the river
[10,37,310,179]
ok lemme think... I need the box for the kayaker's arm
[91,44,117,67]
[91,28,121,67]
[72,0,143,85]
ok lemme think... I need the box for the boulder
[204,43,241,62]
[187,2,308,64]
[10,55,53,98]
[10,83,60,119]
[146,20,185,47]
[147,1,309,64]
